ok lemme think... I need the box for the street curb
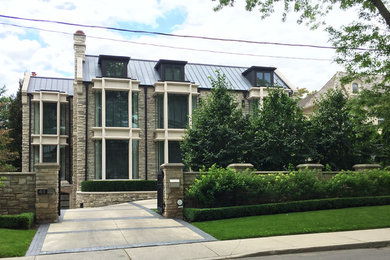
[223,240,390,259]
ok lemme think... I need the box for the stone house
[21,31,296,208]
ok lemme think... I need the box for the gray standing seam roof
[28,77,74,96]
[83,55,291,91]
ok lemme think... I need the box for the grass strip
[0,228,36,257]
[192,205,390,240]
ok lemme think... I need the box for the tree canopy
[181,71,248,170]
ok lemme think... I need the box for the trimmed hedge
[184,196,390,222]
[0,212,34,229]
[81,180,157,192]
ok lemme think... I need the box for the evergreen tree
[181,71,248,170]
[310,89,355,170]
[247,89,311,170]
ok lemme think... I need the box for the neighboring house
[21,31,296,208]
[298,71,376,116]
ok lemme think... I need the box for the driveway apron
[26,199,215,256]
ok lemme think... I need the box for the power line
[0,22,333,61]
[0,13,371,51]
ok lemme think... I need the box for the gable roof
[83,55,294,91]
[27,76,74,96]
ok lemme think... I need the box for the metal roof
[83,55,293,91]
[28,77,74,96]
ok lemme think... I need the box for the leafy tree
[247,89,311,170]
[310,89,358,170]
[8,81,23,170]
[213,0,390,164]
[0,85,18,171]
[181,71,248,170]
[0,85,11,129]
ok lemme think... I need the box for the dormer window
[155,59,187,82]
[98,55,130,78]
[256,72,272,87]
[242,66,276,87]
[352,83,359,93]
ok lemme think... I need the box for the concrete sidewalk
[5,228,390,259]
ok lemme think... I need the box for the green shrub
[81,180,157,192]
[184,196,390,222]
[185,164,260,207]
[0,212,34,229]
[327,169,390,197]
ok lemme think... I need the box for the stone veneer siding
[21,95,30,172]
[0,172,36,215]
[76,191,157,208]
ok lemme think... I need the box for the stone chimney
[73,30,86,81]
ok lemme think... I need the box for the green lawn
[192,205,390,240]
[0,228,36,258]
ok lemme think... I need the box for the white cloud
[0,0,354,94]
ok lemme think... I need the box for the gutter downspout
[68,97,72,184]
[84,83,89,181]
[144,86,148,180]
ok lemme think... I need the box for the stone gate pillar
[35,163,60,223]
[161,163,185,219]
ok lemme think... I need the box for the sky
[0,0,353,95]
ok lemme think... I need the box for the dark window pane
[165,65,182,81]
[95,91,102,127]
[274,73,288,88]
[157,94,164,128]
[33,103,39,134]
[157,141,165,168]
[43,102,57,134]
[168,141,182,163]
[192,95,197,112]
[132,140,139,179]
[264,72,271,86]
[43,145,57,163]
[106,91,128,127]
[32,146,39,169]
[168,94,188,128]
[132,92,139,128]
[106,140,128,179]
[352,83,359,93]
[102,60,126,78]
[60,104,66,135]
[95,140,102,179]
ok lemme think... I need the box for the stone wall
[0,172,36,215]
[76,191,157,208]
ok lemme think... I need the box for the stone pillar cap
[228,163,254,168]
[160,163,185,169]
[35,163,60,169]
[352,164,381,169]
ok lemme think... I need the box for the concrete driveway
[27,199,215,256]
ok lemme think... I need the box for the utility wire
[0,22,333,61]
[0,13,371,51]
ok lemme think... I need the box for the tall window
[106,91,128,127]
[106,140,128,179]
[95,91,102,127]
[132,140,139,179]
[256,72,271,87]
[165,65,182,81]
[60,104,66,135]
[352,83,359,93]
[43,102,57,134]
[33,103,39,134]
[95,140,102,179]
[157,94,164,128]
[168,94,188,128]
[132,92,139,128]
